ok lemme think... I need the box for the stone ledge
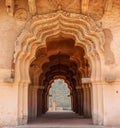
[3,77,14,83]
[81,78,91,84]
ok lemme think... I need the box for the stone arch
[48,78,72,111]
[13,10,105,125]
[47,76,73,92]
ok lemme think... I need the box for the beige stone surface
[0,0,120,127]
[0,84,18,126]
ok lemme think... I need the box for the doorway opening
[49,79,71,111]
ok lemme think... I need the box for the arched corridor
[28,38,92,123]
[14,11,104,125]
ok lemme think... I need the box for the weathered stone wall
[0,84,18,126]
[103,84,120,125]
[0,1,17,69]
[0,2,24,126]
[0,0,120,126]
[101,5,120,125]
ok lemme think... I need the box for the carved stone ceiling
[36,0,81,14]
[5,0,118,21]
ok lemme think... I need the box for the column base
[18,115,28,125]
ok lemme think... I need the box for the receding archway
[13,10,105,125]
[49,79,71,111]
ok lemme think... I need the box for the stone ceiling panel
[6,0,120,21]
[36,0,81,14]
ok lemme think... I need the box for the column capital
[76,86,82,90]
[81,77,91,84]
[6,0,14,16]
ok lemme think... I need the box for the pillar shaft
[76,88,82,115]
[37,89,43,116]
[80,89,84,115]
[91,82,104,125]
[31,86,38,119]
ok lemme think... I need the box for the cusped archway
[13,10,105,125]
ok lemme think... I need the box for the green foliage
[49,79,71,110]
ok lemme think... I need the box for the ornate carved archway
[13,10,105,125]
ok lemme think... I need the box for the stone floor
[2,111,120,128]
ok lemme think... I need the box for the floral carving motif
[48,0,74,8]
[14,9,28,21]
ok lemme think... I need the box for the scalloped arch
[14,10,106,126]
[14,10,105,83]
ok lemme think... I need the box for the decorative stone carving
[14,10,105,93]
[36,0,81,14]
[5,0,14,16]
[48,0,74,8]
[81,0,89,14]
[88,0,105,21]
[5,0,115,21]
[104,0,113,15]
[28,0,37,15]
[14,9,28,21]
[103,29,115,65]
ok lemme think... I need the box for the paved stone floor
[2,111,120,128]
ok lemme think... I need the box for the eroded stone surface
[1,0,120,127]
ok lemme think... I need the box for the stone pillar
[18,82,24,125]
[96,82,104,125]
[70,93,74,111]
[76,88,81,115]
[83,84,87,117]
[44,92,48,113]
[83,83,92,118]
[52,101,56,111]
[88,84,92,118]
[18,82,29,125]
[28,85,32,120]
[74,90,78,113]
[81,77,91,117]
[42,91,46,113]
[80,89,84,115]
[75,90,79,113]
[30,86,39,120]
[23,83,29,124]
[72,91,76,112]
[45,92,49,112]
[37,89,43,117]
[31,86,35,119]
[86,84,91,118]
[91,82,104,125]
